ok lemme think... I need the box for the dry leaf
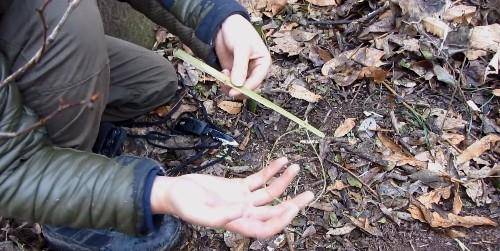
[352,47,385,67]
[327,180,349,191]
[443,5,476,23]
[326,224,356,236]
[446,229,467,238]
[465,49,487,60]
[456,134,500,165]
[464,180,492,206]
[153,105,171,117]
[429,108,467,131]
[291,29,317,42]
[422,17,449,39]
[378,132,426,168]
[218,101,243,115]
[306,0,337,6]
[265,0,287,16]
[348,216,382,236]
[484,48,499,78]
[418,186,452,208]
[309,202,335,212]
[321,47,385,76]
[334,118,356,137]
[441,132,465,145]
[408,199,497,228]
[332,71,360,87]
[453,186,463,215]
[171,104,198,120]
[203,100,215,115]
[358,67,388,83]
[270,34,304,56]
[288,83,321,102]
[470,24,500,52]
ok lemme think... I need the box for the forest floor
[1,0,499,250]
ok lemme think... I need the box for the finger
[221,69,232,95]
[250,164,300,206]
[229,54,271,97]
[255,191,314,238]
[231,47,250,87]
[244,204,288,221]
[243,157,289,191]
[226,191,314,239]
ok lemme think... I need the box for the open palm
[158,158,313,239]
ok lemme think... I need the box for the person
[0,0,314,250]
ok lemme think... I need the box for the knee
[141,56,179,106]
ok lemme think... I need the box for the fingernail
[288,164,300,173]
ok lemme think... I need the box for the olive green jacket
[0,0,247,235]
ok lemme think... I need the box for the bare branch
[36,0,53,53]
[0,94,99,139]
[0,0,81,88]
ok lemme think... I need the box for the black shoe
[92,122,127,158]
[42,215,182,251]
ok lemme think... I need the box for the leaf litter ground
[2,0,499,250]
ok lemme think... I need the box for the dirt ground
[1,0,500,250]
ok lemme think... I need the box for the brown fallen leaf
[446,229,467,238]
[306,0,337,7]
[171,104,198,120]
[348,216,382,236]
[453,185,463,215]
[309,202,335,212]
[291,29,317,42]
[326,224,356,236]
[429,108,467,131]
[443,5,476,23]
[378,132,427,168]
[270,34,304,56]
[456,134,500,165]
[327,180,349,191]
[465,49,487,60]
[334,118,356,138]
[288,83,321,102]
[422,17,449,39]
[441,132,465,145]
[265,0,287,16]
[417,186,452,208]
[321,47,385,76]
[351,47,385,67]
[408,201,497,228]
[470,24,500,52]
[218,101,243,115]
[358,67,388,83]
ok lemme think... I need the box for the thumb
[231,47,249,87]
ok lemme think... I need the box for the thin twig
[306,131,327,206]
[0,94,99,139]
[307,1,389,27]
[0,0,81,88]
[36,0,53,53]
[326,159,380,199]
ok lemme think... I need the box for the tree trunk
[97,0,155,48]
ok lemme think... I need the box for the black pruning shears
[174,117,239,147]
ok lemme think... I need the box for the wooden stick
[174,49,325,138]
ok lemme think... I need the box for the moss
[97,0,156,48]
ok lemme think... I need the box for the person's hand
[151,157,314,239]
[215,14,272,97]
